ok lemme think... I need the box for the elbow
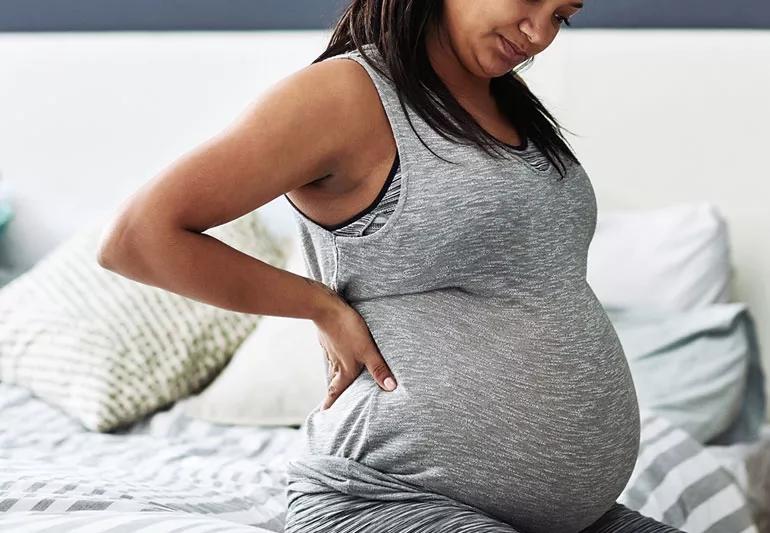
[95,217,132,271]
[96,243,116,270]
[95,215,179,279]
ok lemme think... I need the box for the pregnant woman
[97,1,686,532]
[283,2,686,533]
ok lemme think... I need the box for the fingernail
[383,377,397,391]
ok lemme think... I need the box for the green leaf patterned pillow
[0,209,289,432]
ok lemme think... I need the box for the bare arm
[96,59,362,324]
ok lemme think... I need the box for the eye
[555,14,572,27]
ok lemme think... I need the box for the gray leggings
[284,485,685,533]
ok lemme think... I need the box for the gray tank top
[284,43,641,533]
[284,121,551,239]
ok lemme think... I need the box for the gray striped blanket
[0,382,761,532]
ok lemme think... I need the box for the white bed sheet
[0,381,303,531]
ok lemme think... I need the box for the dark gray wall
[1,0,768,32]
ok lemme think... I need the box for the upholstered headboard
[0,29,768,407]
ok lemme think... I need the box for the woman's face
[438,0,584,78]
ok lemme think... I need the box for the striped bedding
[0,381,762,532]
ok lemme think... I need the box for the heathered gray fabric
[283,43,642,533]
[283,475,683,533]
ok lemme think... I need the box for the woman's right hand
[312,287,398,411]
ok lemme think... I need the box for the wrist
[309,279,346,326]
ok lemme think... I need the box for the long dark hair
[312,0,580,181]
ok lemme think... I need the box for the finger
[321,369,355,410]
[365,356,397,392]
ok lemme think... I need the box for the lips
[499,35,527,64]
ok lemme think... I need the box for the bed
[0,380,767,532]
[1,24,769,533]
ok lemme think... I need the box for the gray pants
[284,485,685,533]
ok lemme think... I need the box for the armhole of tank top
[328,152,400,232]
[282,48,410,245]
[328,51,410,245]
[283,150,400,232]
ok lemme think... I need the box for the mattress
[0,381,766,532]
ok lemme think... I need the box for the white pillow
[0,209,288,432]
[587,202,732,311]
[180,237,327,426]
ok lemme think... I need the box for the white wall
[0,30,330,262]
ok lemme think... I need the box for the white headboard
[1,29,768,408]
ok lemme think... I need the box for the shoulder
[272,56,367,110]
[299,52,385,114]
[285,53,393,156]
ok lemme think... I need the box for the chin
[466,44,516,78]
[485,56,516,77]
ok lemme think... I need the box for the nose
[519,13,556,50]
[519,20,540,49]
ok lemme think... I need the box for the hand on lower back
[313,297,398,411]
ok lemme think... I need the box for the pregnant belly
[303,286,641,533]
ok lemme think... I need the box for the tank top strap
[329,44,468,167]
[329,44,535,168]
[310,45,414,245]
[319,44,460,248]
[328,43,423,158]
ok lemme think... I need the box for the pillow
[587,202,732,311]
[705,304,768,446]
[0,208,289,432]
[179,236,327,426]
[607,302,766,445]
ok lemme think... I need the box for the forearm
[98,224,343,323]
